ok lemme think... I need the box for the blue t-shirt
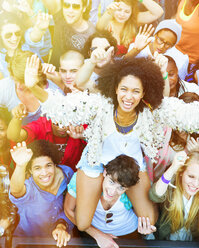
[9,165,74,237]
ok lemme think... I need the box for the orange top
[176,0,199,63]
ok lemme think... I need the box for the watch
[0,226,4,237]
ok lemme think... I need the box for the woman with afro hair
[24,56,199,234]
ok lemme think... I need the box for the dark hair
[61,0,91,20]
[170,92,199,150]
[97,58,164,112]
[26,140,61,171]
[105,155,140,188]
[0,12,25,49]
[0,107,12,126]
[83,29,118,58]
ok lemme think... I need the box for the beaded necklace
[114,110,138,134]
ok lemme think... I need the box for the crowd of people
[0,0,199,247]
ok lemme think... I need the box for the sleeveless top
[176,0,199,64]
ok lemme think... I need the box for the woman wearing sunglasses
[0,11,52,80]
[149,151,199,241]
[65,155,154,247]
[97,0,163,56]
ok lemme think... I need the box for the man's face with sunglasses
[62,0,84,25]
[1,23,22,51]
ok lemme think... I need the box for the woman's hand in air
[106,2,120,17]
[186,137,199,153]
[138,217,156,235]
[171,151,188,172]
[35,10,52,31]
[134,24,154,52]
[154,51,168,75]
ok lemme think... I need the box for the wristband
[163,72,168,80]
[161,174,170,184]
[138,0,143,3]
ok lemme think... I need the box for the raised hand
[10,142,33,167]
[25,54,40,88]
[67,124,85,139]
[171,151,188,172]
[35,11,52,31]
[42,63,56,74]
[106,2,120,17]
[138,217,156,235]
[154,51,168,75]
[11,103,27,120]
[186,137,199,153]
[90,47,114,65]
[52,224,71,248]
[15,0,33,16]
[134,24,155,52]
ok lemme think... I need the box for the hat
[154,19,182,44]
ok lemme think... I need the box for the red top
[23,117,86,171]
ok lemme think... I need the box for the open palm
[10,142,33,166]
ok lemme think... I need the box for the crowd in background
[0,0,199,247]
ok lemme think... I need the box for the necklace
[114,110,138,134]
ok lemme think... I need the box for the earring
[142,99,153,111]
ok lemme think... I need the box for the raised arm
[137,0,164,25]
[76,47,114,92]
[154,151,187,197]
[96,2,120,31]
[29,11,52,43]
[7,104,28,142]
[10,142,33,198]
[24,54,49,102]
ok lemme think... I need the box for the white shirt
[169,196,193,241]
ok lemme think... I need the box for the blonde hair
[9,49,46,87]
[114,0,138,47]
[160,152,199,234]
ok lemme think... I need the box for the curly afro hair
[105,155,140,188]
[97,57,165,113]
[26,140,62,171]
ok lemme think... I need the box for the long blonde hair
[160,151,199,234]
[114,0,138,47]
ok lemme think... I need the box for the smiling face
[167,60,179,92]
[62,0,84,25]
[116,75,144,113]
[30,156,56,190]
[102,170,127,202]
[182,162,199,200]
[1,23,22,51]
[114,1,132,23]
[0,119,8,151]
[153,29,177,54]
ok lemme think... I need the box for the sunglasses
[4,31,21,40]
[63,2,81,10]
[105,212,113,224]
[90,46,111,53]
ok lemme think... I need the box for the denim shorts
[76,146,104,178]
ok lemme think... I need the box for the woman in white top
[24,56,199,232]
